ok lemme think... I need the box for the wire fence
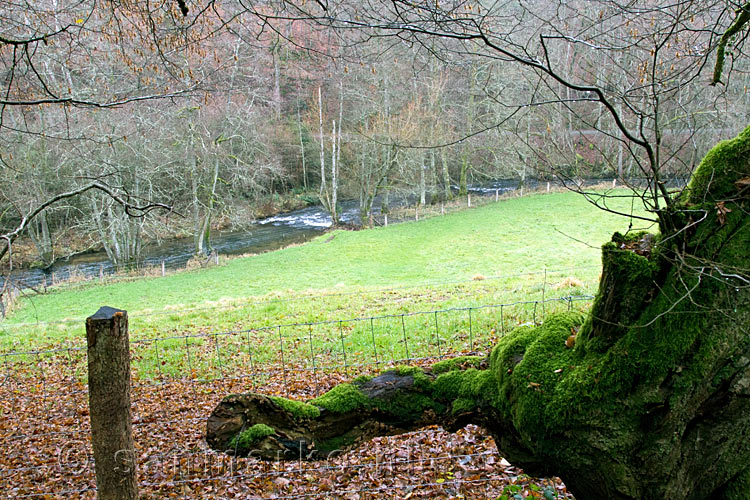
[0,250,223,319]
[0,294,590,499]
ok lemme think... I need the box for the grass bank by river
[0,190,651,351]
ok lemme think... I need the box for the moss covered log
[206,360,486,459]
[207,127,750,499]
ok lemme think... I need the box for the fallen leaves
[1,350,575,499]
[734,176,750,192]
[716,201,732,225]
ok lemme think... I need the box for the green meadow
[0,190,652,375]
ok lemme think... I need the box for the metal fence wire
[0,294,591,499]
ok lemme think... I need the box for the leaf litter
[1,345,575,499]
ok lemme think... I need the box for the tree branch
[207,363,485,460]
[712,2,750,85]
[0,183,175,264]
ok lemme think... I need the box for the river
[1,177,676,290]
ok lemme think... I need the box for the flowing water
[2,200,365,290]
[3,177,675,290]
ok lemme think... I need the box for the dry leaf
[716,201,732,225]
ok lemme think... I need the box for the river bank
[0,178,643,293]
[1,182,536,294]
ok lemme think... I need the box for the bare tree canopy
[2,0,749,271]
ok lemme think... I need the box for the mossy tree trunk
[207,128,750,499]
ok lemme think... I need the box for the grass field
[0,189,651,355]
[1,189,650,498]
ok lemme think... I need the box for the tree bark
[86,307,138,500]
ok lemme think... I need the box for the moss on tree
[687,124,750,202]
[269,396,321,419]
[228,424,276,454]
[208,127,750,499]
[310,383,369,413]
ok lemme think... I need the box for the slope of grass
[0,190,652,351]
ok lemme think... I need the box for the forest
[1,0,748,272]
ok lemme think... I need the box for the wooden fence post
[86,306,138,500]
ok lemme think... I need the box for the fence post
[161,261,166,277]
[86,306,138,500]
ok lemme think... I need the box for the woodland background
[1,0,748,271]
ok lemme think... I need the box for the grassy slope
[0,191,651,349]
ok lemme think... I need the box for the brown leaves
[716,201,732,225]
[735,176,750,193]
[1,355,574,499]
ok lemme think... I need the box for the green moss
[315,430,359,455]
[578,237,659,352]
[391,365,432,390]
[489,323,544,372]
[310,368,446,420]
[311,383,369,413]
[374,390,446,421]
[433,356,486,374]
[687,124,750,203]
[433,368,496,414]
[269,396,321,419]
[493,313,586,438]
[718,469,750,500]
[451,397,476,414]
[366,367,445,420]
[352,374,374,384]
[229,423,275,452]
